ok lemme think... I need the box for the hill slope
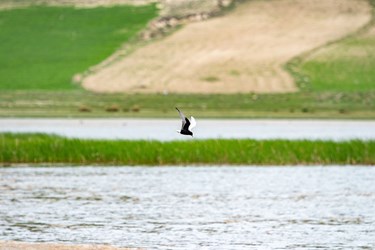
[0,5,157,90]
[82,0,371,94]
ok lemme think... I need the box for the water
[1,118,375,141]
[1,166,375,249]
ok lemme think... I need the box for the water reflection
[1,166,375,249]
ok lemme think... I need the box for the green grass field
[297,27,375,93]
[288,0,375,94]
[1,133,374,165]
[300,41,375,93]
[0,2,374,118]
[0,4,158,90]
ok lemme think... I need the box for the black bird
[176,107,196,137]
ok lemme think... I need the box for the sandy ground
[0,241,139,250]
[306,14,375,61]
[82,0,371,94]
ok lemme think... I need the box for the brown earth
[0,241,140,250]
[82,0,371,94]
[302,11,375,62]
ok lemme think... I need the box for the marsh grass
[1,133,374,165]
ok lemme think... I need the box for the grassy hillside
[0,1,374,118]
[300,38,375,93]
[82,0,369,94]
[1,133,374,165]
[289,0,375,93]
[296,25,375,93]
[0,5,158,90]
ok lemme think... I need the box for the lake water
[1,118,375,141]
[1,166,374,249]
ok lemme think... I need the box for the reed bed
[1,133,374,165]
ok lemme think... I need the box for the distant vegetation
[0,5,158,90]
[1,91,374,118]
[294,23,375,93]
[0,1,374,118]
[288,0,375,93]
[299,38,375,93]
[1,133,374,165]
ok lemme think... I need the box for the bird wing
[189,116,196,130]
[176,107,186,129]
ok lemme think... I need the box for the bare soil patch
[82,0,371,94]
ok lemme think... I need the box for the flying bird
[176,107,196,137]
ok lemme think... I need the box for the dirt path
[0,241,139,250]
[82,0,371,94]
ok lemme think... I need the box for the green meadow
[0,4,158,90]
[299,37,375,93]
[1,133,374,165]
[295,17,375,93]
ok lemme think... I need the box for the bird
[176,107,196,137]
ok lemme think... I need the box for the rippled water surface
[1,166,375,249]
